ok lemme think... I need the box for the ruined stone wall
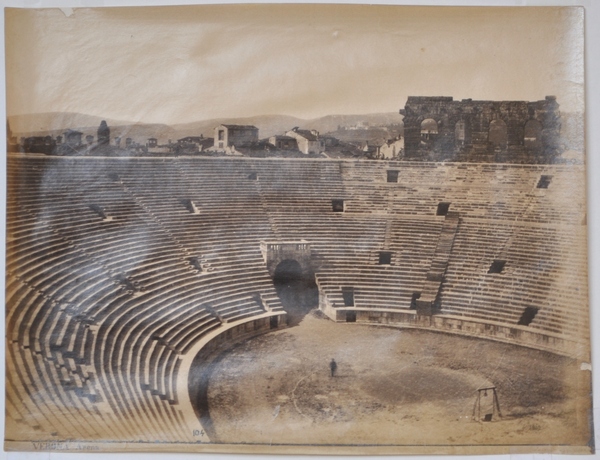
[400,96,561,163]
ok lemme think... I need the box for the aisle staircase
[416,211,460,315]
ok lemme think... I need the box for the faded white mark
[291,373,312,421]
[272,404,280,419]
[580,362,592,371]
[59,8,74,17]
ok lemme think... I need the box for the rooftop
[289,129,318,141]
[219,124,259,130]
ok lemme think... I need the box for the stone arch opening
[524,119,542,149]
[488,119,508,149]
[420,118,438,146]
[273,259,318,324]
[455,120,467,146]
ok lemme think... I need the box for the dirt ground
[201,310,592,449]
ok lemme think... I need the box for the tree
[97,120,110,145]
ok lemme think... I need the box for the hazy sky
[5,5,583,124]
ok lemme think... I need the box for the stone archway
[420,118,439,147]
[273,259,318,316]
[524,119,543,149]
[261,241,318,324]
[489,119,508,149]
[455,120,468,147]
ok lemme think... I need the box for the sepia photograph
[2,1,594,456]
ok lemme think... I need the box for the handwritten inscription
[32,441,100,451]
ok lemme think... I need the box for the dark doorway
[189,256,202,272]
[518,306,539,326]
[488,260,506,274]
[410,292,421,309]
[378,251,392,265]
[273,259,318,325]
[387,170,399,183]
[270,315,278,329]
[332,199,345,212]
[88,204,107,220]
[346,311,357,322]
[537,175,552,189]
[437,202,451,216]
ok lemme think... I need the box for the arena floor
[199,310,591,448]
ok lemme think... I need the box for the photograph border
[1,0,598,459]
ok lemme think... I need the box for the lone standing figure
[330,358,337,377]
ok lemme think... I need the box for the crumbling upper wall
[400,96,561,163]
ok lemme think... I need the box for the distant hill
[9,111,402,144]
[9,112,132,135]
[9,112,180,144]
[305,113,402,135]
[173,112,402,139]
[172,114,305,140]
[324,127,403,145]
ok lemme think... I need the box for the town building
[379,136,404,159]
[268,135,298,150]
[320,136,339,148]
[361,138,386,158]
[21,136,56,154]
[64,129,83,148]
[176,135,214,153]
[285,128,323,155]
[214,125,259,149]
[178,136,204,145]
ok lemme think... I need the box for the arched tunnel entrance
[273,259,318,325]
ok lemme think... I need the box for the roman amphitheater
[5,154,591,453]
